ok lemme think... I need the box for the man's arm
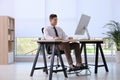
[44,28,54,40]
[60,28,68,39]
[60,27,73,40]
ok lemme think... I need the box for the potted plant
[104,20,120,63]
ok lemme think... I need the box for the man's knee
[71,43,79,47]
[74,43,79,46]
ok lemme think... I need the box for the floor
[0,62,120,80]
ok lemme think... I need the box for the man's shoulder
[44,26,51,30]
[56,26,63,30]
[44,26,62,29]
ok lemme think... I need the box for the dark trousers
[58,42,82,65]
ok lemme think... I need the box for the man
[44,14,82,70]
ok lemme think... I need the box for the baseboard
[15,55,116,62]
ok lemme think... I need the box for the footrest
[68,66,89,72]
[67,66,91,76]
[52,68,67,73]
[34,67,46,70]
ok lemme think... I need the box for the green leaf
[104,20,120,51]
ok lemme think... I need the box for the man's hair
[49,14,57,19]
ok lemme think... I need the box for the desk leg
[83,43,88,68]
[95,43,99,73]
[30,44,41,76]
[42,45,48,74]
[49,44,55,80]
[56,45,68,78]
[99,44,109,72]
[80,43,84,54]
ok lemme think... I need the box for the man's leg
[70,43,82,67]
[59,42,73,67]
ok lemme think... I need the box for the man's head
[49,14,57,26]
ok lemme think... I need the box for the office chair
[41,27,67,72]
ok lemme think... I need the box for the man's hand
[54,37,62,40]
[68,37,73,40]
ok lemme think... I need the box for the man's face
[50,17,57,26]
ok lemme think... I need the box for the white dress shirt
[44,26,68,40]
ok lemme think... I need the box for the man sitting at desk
[44,14,83,70]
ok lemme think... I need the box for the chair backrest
[41,27,52,54]
[41,27,64,54]
[41,27,44,34]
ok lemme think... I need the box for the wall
[14,0,45,37]
[4,0,119,38]
[45,0,78,37]
[14,0,77,37]
[0,0,14,17]
[77,0,113,38]
[112,0,120,21]
[14,0,114,38]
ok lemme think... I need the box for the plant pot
[115,51,120,63]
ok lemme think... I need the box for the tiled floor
[0,62,120,80]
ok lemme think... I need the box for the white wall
[14,0,78,37]
[45,0,78,36]
[112,0,120,21]
[77,0,113,38]
[14,0,114,38]
[0,0,14,17]
[8,0,119,38]
[14,0,45,37]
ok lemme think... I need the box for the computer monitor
[75,14,91,39]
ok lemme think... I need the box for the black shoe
[75,64,86,70]
[68,65,76,72]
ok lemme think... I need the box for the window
[16,37,115,56]
[16,38,38,56]
[80,38,114,55]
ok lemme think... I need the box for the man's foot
[76,64,87,70]
[68,65,76,71]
